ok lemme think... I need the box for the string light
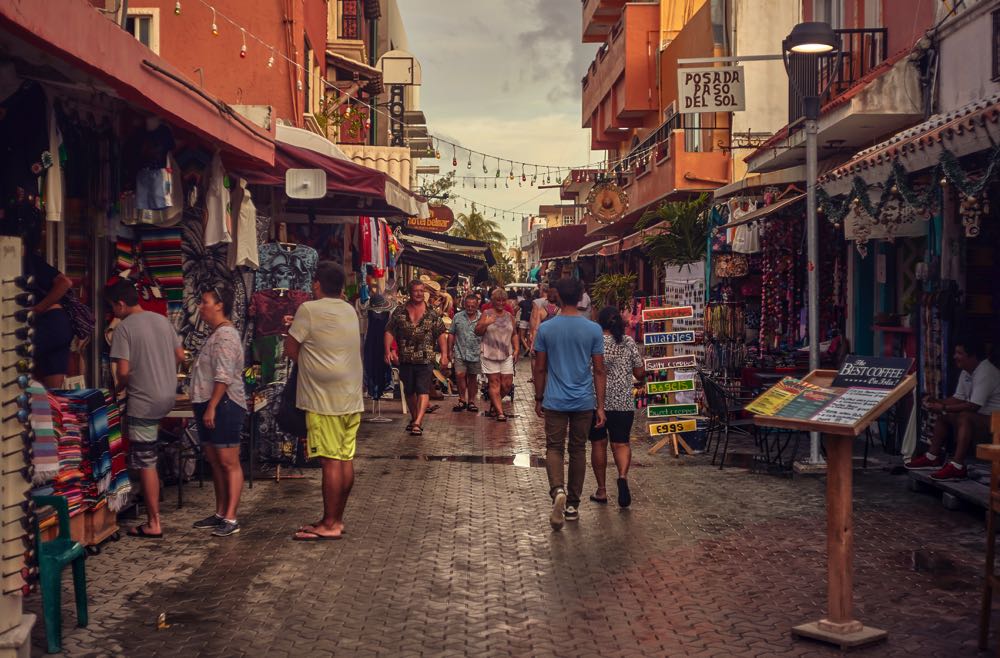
[267,48,275,68]
[240,29,247,58]
[174,1,181,15]
[211,6,218,35]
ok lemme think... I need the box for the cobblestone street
[26,368,991,656]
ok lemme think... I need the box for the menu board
[831,355,912,389]
[811,388,890,425]
[649,419,698,436]
[647,403,698,418]
[775,388,838,420]
[646,379,695,395]
[644,331,695,346]
[744,377,814,416]
[642,306,695,322]
[644,355,697,371]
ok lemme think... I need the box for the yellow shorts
[305,412,361,461]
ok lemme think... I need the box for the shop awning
[719,194,805,229]
[539,224,589,261]
[397,229,495,276]
[326,51,383,95]
[0,0,274,169]
[570,239,611,262]
[601,223,669,256]
[399,229,496,265]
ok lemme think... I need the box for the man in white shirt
[905,338,1000,481]
[286,261,364,540]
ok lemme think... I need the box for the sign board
[643,331,695,346]
[811,388,890,425]
[646,379,695,395]
[831,355,912,389]
[649,419,698,436]
[678,66,745,113]
[644,355,697,371]
[642,306,694,322]
[407,205,454,233]
[647,403,699,418]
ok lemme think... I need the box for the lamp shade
[783,21,838,54]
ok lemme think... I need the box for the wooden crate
[83,504,118,547]
[38,511,85,545]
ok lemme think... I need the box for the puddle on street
[359,454,546,467]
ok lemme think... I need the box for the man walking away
[287,262,364,541]
[384,280,450,436]
[533,277,606,530]
[108,280,185,539]
[448,294,482,413]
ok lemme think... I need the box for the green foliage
[418,172,456,200]
[489,254,517,287]
[638,194,710,268]
[450,205,506,246]
[591,273,637,310]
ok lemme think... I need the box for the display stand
[642,305,697,457]
[365,397,394,424]
[752,369,915,649]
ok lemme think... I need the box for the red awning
[0,0,274,169]
[538,224,589,261]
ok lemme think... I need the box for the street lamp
[783,21,839,466]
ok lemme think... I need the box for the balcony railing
[612,112,719,177]
[788,27,888,125]
[339,0,361,40]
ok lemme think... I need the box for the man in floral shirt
[385,280,450,436]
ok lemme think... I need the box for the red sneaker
[930,462,967,481]
[904,454,944,470]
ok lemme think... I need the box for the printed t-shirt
[289,298,364,416]
[449,310,481,363]
[533,315,604,412]
[481,311,514,361]
[955,359,1000,415]
[190,325,246,409]
[385,304,445,365]
[601,334,642,411]
[110,311,182,419]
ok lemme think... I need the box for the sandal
[496,414,507,422]
[485,408,497,418]
[467,403,479,413]
[589,494,608,504]
[410,424,423,436]
[426,404,440,414]
[452,402,468,412]
[127,525,163,539]
[405,421,414,431]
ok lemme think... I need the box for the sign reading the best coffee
[678,66,746,113]
[647,403,698,418]
[643,331,695,346]
[644,355,697,371]
[407,205,454,233]
[646,379,695,395]
[649,419,698,436]
[831,355,913,389]
[642,306,694,322]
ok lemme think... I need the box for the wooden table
[753,369,915,649]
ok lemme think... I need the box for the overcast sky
[396,0,599,241]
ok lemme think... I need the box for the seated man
[906,338,1000,481]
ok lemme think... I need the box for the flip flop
[298,523,346,535]
[496,414,507,422]
[426,405,440,414]
[589,495,608,504]
[410,424,423,436]
[452,402,468,412]
[292,530,342,542]
[128,525,163,539]
[467,404,479,412]
[405,422,414,431]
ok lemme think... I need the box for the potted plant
[591,273,637,310]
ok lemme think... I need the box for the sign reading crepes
[649,419,698,436]
[678,66,746,113]
[407,205,454,233]
[644,355,697,371]
[642,306,694,322]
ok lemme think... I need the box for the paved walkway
[26,365,993,656]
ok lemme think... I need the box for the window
[813,0,843,29]
[993,9,1000,81]
[562,214,575,226]
[125,9,159,54]
[684,113,703,153]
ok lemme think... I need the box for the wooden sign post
[751,368,915,649]
[642,306,696,458]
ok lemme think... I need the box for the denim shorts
[193,394,246,448]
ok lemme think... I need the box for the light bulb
[212,23,219,36]
[297,78,303,91]
[174,1,181,15]
[267,55,275,68]
[240,45,247,58]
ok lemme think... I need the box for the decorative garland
[817,144,1000,231]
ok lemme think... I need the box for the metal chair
[699,372,756,470]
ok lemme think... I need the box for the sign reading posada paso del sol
[407,205,454,233]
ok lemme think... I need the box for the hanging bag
[277,364,307,438]
[62,289,96,341]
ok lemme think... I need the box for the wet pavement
[25,363,994,656]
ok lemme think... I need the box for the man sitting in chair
[906,337,1000,481]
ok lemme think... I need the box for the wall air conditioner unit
[664,101,677,121]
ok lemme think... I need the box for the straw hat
[424,279,441,293]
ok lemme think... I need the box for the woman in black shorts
[21,229,73,389]
[589,306,645,508]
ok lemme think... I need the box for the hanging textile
[228,178,259,269]
[363,309,391,398]
[203,151,232,246]
[255,243,318,292]
[249,289,312,337]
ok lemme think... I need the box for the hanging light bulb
[174,1,181,15]
[483,155,488,174]
[297,76,303,91]
[467,152,473,169]
[267,50,275,68]
[452,145,458,168]
[211,7,219,35]
[495,167,500,178]
[240,29,247,58]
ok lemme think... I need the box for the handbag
[62,289,96,341]
[277,365,307,438]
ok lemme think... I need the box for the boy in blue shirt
[532,277,606,530]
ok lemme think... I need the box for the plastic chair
[34,495,88,654]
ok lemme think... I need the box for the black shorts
[589,410,635,444]
[33,307,73,376]
[398,362,434,395]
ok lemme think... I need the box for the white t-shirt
[578,292,592,313]
[289,297,364,416]
[954,359,1000,415]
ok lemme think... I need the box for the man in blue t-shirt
[532,277,606,530]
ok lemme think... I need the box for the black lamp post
[782,21,839,465]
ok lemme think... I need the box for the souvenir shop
[702,190,848,394]
[817,94,1000,453]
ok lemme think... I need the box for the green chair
[33,495,88,654]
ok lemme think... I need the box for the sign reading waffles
[644,355,697,371]
[642,306,694,322]
[646,379,695,395]
[649,419,698,436]
[643,331,695,346]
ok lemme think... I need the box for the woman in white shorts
[476,288,518,422]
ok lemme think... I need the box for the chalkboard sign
[647,403,699,418]
[649,419,698,436]
[644,355,697,371]
[831,355,912,389]
[642,306,694,322]
[643,331,695,346]
[646,379,695,395]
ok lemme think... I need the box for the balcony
[582,0,626,43]
[581,3,659,147]
[788,28,888,125]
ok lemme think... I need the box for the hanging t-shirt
[255,243,318,292]
[203,151,232,246]
[228,178,259,269]
[249,289,312,337]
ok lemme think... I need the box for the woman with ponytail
[589,306,644,507]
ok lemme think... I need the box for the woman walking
[590,306,644,508]
[476,288,518,422]
[190,286,247,537]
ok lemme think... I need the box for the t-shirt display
[255,243,319,292]
[288,298,364,416]
[249,289,312,337]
